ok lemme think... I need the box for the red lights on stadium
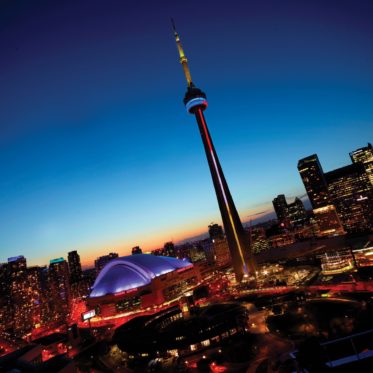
[114,287,138,297]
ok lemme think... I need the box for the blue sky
[0,0,372,266]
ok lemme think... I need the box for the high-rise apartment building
[48,258,70,323]
[68,250,82,284]
[7,256,35,336]
[0,262,11,333]
[26,266,45,330]
[1,257,50,337]
[68,250,90,299]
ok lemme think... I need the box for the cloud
[247,210,270,217]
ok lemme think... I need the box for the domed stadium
[86,254,201,317]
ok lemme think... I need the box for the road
[243,303,294,373]
[246,333,294,373]
[247,309,270,335]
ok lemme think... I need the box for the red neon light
[197,108,213,151]
[177,265,193,273]
[210,362,228,372]
[114,288,138,297]
[196,108,247,271]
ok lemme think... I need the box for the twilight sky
[0,0,372,267]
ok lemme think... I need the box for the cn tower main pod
[172,20,255,281]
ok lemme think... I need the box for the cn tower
[172,20,255,281]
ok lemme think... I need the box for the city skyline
[0,141,369,269]
[1,0,372,266]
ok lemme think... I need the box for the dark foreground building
[113,303,248,358]
[172,21,254,281]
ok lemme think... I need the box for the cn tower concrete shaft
[194,107,255,281]
[172,21,255,281]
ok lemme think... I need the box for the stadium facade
[87,254,200,317]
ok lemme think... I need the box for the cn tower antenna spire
[171,18,193,87]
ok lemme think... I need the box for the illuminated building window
[167,349,179,357]
[115,296,141,312]
[201,339,210,347]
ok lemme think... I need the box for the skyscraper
[0,262,10,333]
[68,250,82,284]
[48,258,70,323]
[272,195,289,225]
[7,255,31,336]
[172,21,254,281]
[298,154,345,236]
[350,143,373,186]
[26,266,44,331]
[287,197,308,227]
[298,154,330,209]
[325,163,373,232]
[299,148,373,235]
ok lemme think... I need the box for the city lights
[0,2,372,372]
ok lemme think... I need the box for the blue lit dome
[89,254,192,298]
